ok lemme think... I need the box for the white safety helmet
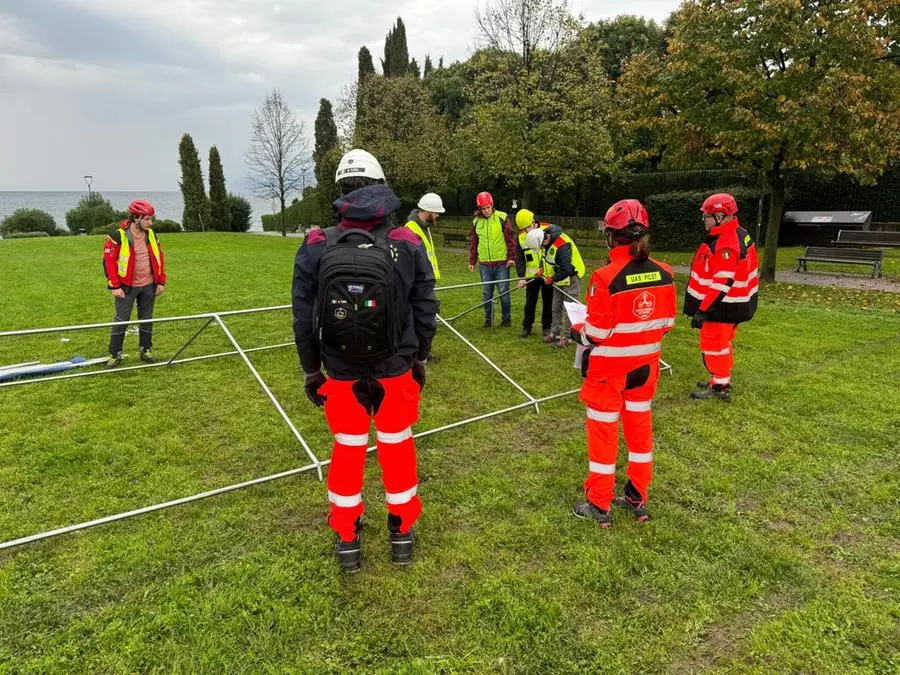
[525,228,546,251]
[417,192,445,214]
[335,148,385,182]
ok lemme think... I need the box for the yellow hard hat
[515,208,535,230]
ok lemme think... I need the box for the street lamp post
[83,175,94,234]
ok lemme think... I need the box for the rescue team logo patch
[633,291,655,320]
[625,271,662,285]
[333,307,348,321]
[346,283,365,295]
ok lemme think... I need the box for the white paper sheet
[563,301,587,326]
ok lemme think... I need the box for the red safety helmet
[128,199,155,217]
[604,199,649,230]
[476,191,494,208]
[701,193,738,216]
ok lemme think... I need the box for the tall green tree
[409,57,421,79]
[463,0,616,208]
[581,15,664,81]
[208,146,232,231]
[423,55,434,77]
[178,133,211,231]
[355,75,452,199]
[358,46,376,81]
[381,17,410,77]
[313,98,342,216]
[618,0,900,281]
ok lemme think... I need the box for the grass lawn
[0,233,898,673]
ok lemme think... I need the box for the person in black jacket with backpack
[292,148,438,572]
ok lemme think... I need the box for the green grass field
[0,234,898,673]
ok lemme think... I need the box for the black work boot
[335,518,363,572]
[104,353,123,369]
[139,348,156,364]
[690,384,732,402]
[696,379,710,389]
[572,500,612,528]
[500,319,511,328]
[387,514,414,565]
[613,480,650,522]
[519,327,532,338]
[483,318,492,328]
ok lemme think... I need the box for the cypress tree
[208,146,231,231]
[178,133,210,231]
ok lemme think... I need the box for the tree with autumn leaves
[618,0,900,280]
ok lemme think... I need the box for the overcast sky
[0,0,679,192]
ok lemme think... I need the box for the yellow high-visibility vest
[115,228,162,280]
[518,224,548,277]
[405,219,441,280]
[473,210,508,263]
[544,233,585,287]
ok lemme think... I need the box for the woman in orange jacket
[570,199,676,526]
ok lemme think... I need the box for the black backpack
[314,227,404,364]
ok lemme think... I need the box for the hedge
[644,186,766,251]
[4,231,51,239]
[262,197,324,232]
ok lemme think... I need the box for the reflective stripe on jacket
[683,219,758,324]
[580,246,676,376]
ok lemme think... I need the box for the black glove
[412,360,426,391]
[304,371,327,407]
[691,311,708,330]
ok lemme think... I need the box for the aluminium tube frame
[0,388,581,551]
[0,281,589,551]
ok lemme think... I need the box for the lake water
[0,191,276,232]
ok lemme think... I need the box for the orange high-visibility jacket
[581,246,677,376]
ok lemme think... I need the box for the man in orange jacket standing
[102,199,166,368]
[684,193,759,402]
[570,199,676,526]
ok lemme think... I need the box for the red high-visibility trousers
[699,321,738,386]
[579,361,660,509]
[321,370,422,542]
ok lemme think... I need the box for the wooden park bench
[795,246,884,278]
[831,229,900,248]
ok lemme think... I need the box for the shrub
[261,196,323,232]
[152,219,182,233]
[0,208,58,236]
[90,224,116,236]
[65,193,126,234]
[644,186,764,251]
[226,194,253,232]
[4,231,51,239]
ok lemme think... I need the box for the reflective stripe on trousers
[322,371,423,541]
[579,361,660,508]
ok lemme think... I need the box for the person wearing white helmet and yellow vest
[525,223,586,348]
[406,193,444,280]
[406,193,444,362]
[514,208,553,339]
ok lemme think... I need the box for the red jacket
[683,219,758,324]
[103,223,166,289]
[579,246,676,376]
